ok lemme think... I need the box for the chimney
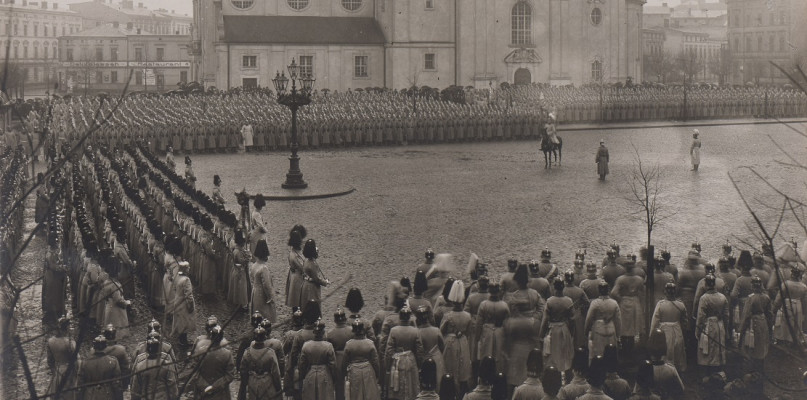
[127,22,133,30]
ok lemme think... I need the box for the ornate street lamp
[272,58,315,189]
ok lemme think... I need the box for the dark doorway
[514,68,531,85]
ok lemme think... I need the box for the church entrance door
[514,68,531,85]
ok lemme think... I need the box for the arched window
[287,0,309,10]
[591,60,602,81]
[231,0,253,9]
[342,0,362,11]
[511,1,532,45]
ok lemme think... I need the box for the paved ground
[4,120,806,399]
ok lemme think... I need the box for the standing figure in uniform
[585,280,621,360]
[327,308,353,400]
[184,156,197,189]
[286,226,306,309]
[415,306,444,394]
[475,283,509,372]
[212,175,225,206]
[343,318,381,400]
[300,319,337,400]
[540,280,575,373]
[441,280,473,395]
[650,283,687,372]
[192,325,236,400]
[250,240,277,323]
[131,337,177,400]
[464,356,496,400]
[240,326,282,400]
[385,306,426,400]
[611,259,645,361]
[695,275,729,376]
[690,129,701,171]
[739,276,773,375]
[249,195,267,254]
[170,261,196,348]
[228,230,250,310]
[415,358,440,399]
[596,140,609,181]
[300,239,330,305]
[102,325,131,393]
[46,316,78,400]
[78,336,122,400]
[772,266,807,346]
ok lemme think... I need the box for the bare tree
[644,50,677,84]
[625,143,677,332]
[707,47,733,86]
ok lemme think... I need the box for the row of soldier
[22,84,804,156]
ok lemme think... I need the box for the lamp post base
[281,154,308,189]
[281,175,308,189]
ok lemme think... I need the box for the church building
[192,0,645,91]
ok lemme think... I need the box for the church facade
[192,0,645,91]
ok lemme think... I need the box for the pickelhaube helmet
[145,336,161,356]
[205,316,219,333]
[352,318,366,335]
[751,276,763,289]
[251,311,263,328]
[313,318,327,336]
[586,262,598,273]
[705,263,716,274]
[598,279,610,295]
[528,260,539,273]
[665,282,677,296]
[208,325,224,344]
[541,247,552,260]
[564,270,575,284]
[334,307,347,324]
[147,319,162,334]
[253,327,267,342]
[704,274,716,288]
[425,248,435,260]
[399,306,413,321]
[92,335,108,351]
[259,319,272,335]
[103,324,117,341]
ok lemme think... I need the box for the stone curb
[558,118,807,132]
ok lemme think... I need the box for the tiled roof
[224,16,386,45]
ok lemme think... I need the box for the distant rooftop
[66,22,150,37]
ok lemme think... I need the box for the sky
[61,0,193,16]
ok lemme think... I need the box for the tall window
[242,55,257,68]
[354,55,368,78]
[511,1,532,45]
[746,36,751,52]
[135,70,143,85]
[299,55,313,77]
[96,71,102,83]
[180,71,188,83]
[156,47,164,61]
[591,60,602,81]
[110,47,118,61]
[757,36,762,52]
[135,48,143,61]
[66,48,73,61]
[111,71,117,83]
[44,46,48,59]
[769,35,774,52]
[33,23,38,36]
[425,0,434,9]
[779,36,785,52]
[424,53,435,70]
[96,47,103,60]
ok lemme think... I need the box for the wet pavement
[3,120,807,399]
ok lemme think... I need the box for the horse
[540,134,562,169]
